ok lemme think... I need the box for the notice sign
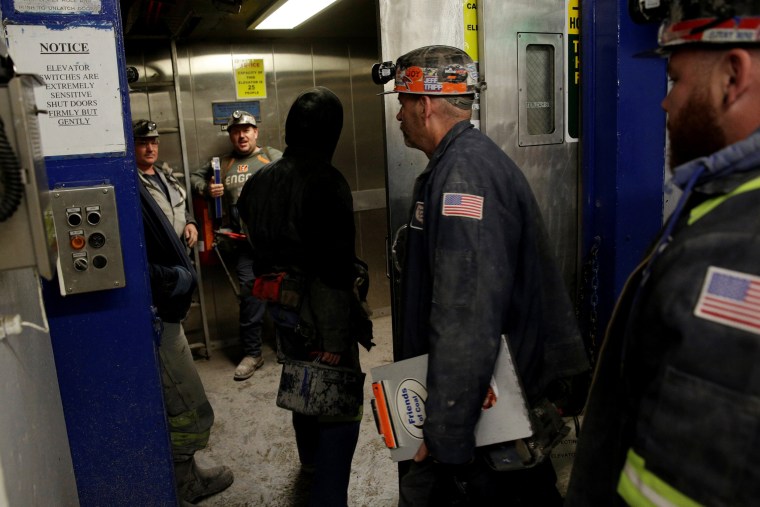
[14,0,102,14]
[234,58,266,99]
[6,24,125,157]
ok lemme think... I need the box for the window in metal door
[518,33,564,146]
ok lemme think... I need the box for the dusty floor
[192,315,399,507]
[190,315,577,506]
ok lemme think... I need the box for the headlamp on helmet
[133,119,159,138]
[371,61,396,85]
[227,110,257,129]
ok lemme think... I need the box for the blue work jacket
[399,120,587,464]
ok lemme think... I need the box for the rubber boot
[174,456,234,503]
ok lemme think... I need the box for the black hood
[285,86,343,161]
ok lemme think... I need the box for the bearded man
[566,2,760,505]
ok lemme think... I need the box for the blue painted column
[579,0,667,355]
[0,1,176,504]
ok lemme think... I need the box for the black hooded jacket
[237,87,358,355]
[139,182,198,323]
[238,87,354,289]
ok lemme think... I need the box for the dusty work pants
[158,321,214,461]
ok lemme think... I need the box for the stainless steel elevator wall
[126,38,389,349]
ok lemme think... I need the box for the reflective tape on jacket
[617,449,703,507]
[688,174,760,225]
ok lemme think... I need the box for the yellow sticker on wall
[234,58,267,99]
[463,1,478,61]
[568,0,579,35]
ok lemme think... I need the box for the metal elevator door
[378,0,580,356]
[479,0,580,290]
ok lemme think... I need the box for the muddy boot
[174,457,234,503]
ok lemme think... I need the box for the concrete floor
[192,314,399,507]
[190,314,577,506]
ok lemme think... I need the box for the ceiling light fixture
[248,0,339,30]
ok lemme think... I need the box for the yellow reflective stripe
[617,449,703,507]
[169,410,201,430]
[171,429,210,448]
[168,408,211,448]
[688,175,760,225]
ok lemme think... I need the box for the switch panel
[50,185,126,295]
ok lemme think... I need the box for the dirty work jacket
[399,120,588,465]
[138,163,196,241]
[565,129,760,507]
[237,147,357,357]
[139,183,197,324]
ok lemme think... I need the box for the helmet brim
[376,89,477,97]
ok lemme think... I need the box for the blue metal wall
[0,1,176,504]
[580,0,667,347]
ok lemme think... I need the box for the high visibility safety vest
[618,449,703,507]
[616,174,760,507]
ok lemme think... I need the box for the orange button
[70,235,86,250]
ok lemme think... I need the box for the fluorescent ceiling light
[251,0,339,30]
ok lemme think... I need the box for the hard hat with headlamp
[227,110,257,129]
[630,0,760,50]
[372,45,482,96]
[133,119,159,138]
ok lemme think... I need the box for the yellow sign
[234,58,266,99]
[463,1,478,61]
[567,0,580,139]
[568,0,579,35]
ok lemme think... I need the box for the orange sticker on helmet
[404,66,424,82]
[394,63,474,94]
[441,82,469,94]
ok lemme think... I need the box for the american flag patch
[442,192,484,220]
[694,266,760,335]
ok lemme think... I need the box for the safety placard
[14,0,102,14]
[5,24,125,157]
[234,57,267,99]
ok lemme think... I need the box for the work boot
[234,355,264,380]
[174,457,234,503]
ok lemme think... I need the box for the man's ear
[723,48,753,106]
[419,95,434,120]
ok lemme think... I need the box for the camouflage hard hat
[133,119,159,138]
[373,45,480,96]
[227,110,257,129]
[657,0,760,49]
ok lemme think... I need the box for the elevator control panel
[50,184,126,295]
